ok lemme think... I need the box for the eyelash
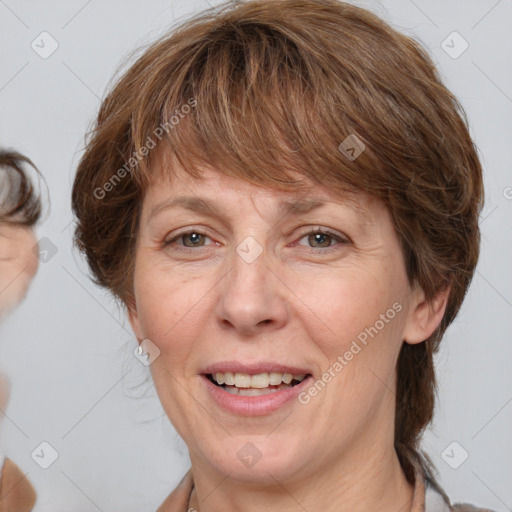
[163,227,349,255]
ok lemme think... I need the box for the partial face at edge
[0,223,38,318]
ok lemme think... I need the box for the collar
[156,468,193,512]
[407,450,453,512]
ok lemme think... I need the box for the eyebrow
[148,195,329,223]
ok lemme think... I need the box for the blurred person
[0,149,42,511]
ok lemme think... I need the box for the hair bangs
[131,18,369,197]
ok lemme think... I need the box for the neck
[188,435,416,512]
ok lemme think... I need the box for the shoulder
[0,457,37,511]
[425,479,497,512]
[401,446,498,512]
[451,503,497,512]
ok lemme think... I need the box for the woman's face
[0,222,38,414]
[129,165,441,483]
[0,222,38,317]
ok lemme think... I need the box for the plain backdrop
[0,0,511,510]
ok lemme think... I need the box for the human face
[0,223,38,317]
[128,165,429,484]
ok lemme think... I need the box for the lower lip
[201,375,313,416]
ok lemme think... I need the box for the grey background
[0,0,510,510]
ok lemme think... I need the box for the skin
[0,222,38,428]
[128,164,449,512]
[0,222,38,318]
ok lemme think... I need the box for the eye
[295,228,348,250]
[164,229,214,250]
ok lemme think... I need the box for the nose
[215,245,289,337]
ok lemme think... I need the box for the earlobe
[403,283,451,345]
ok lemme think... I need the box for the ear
[403,282,451,345]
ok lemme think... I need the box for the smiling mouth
[206,372,311,396]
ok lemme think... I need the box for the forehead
[143,164,372,218]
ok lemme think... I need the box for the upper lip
[201,361,312,376]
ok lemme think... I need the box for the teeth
[250,373,269,388]
[269,372,284,385]
[211,372,307,388]
[234,373,251,388]
[225,384,292,396]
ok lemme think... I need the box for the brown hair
[0,150,42,225]
[71,0,483,475]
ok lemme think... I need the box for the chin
[204,435,311,484]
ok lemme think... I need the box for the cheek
[22,243,39,279]
[0,261,34,314]
[293,264,408,418]
[133,264,213,353]
[290,263,407,354]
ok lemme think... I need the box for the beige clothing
[0,457,36,512]
[156,453,496,512]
